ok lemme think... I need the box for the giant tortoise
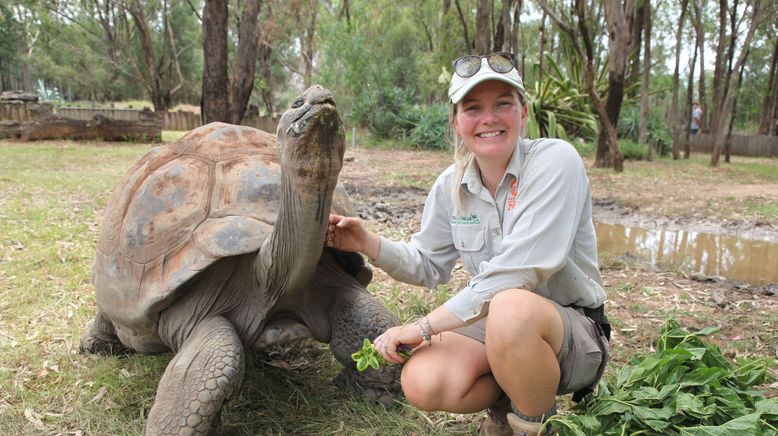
[80,85,400,434]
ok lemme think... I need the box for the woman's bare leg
[400,331,500,413]
[485,289,564,416]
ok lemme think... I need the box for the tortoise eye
[291,98,304,109]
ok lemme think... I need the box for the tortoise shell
[92,122,357,339]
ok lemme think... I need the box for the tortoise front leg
[328,285,403,407]
[79,309,130,355]
[146,316,245,435]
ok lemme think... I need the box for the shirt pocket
[451,224,486,274]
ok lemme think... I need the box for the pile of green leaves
[351,339,411,372]
[547,319,777,435]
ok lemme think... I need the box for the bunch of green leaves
[547,319,777,435]
[351,339,411,372]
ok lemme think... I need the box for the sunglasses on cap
[452,52,517,78]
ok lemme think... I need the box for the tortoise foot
[79,331,131,356]
[333,367,400,408]
[79,312,131,355]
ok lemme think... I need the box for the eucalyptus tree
[669,0,689,159]
[710,0,768,166]
[537,0,626,172]
[49,0,200,111]
[0,2,22,91]
[758,33,778,135]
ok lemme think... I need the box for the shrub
[618,105,672,156]
[618,139,647,161]
[405,102,450,150]
[352,86,416,139]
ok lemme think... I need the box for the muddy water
[595,223,778,286]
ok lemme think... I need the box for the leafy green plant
[36,78,61,103]
[525,55,599,141]
[404,102,450,150]
[351,339,412,372]
[617,104,672,156]
[547,319,777,435]
[618,139,648,161]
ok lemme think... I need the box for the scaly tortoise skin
[80,85,401,435]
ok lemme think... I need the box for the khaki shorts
[453,302,609,395]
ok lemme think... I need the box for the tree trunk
[595,0,634,170]
[628,0,645,96]
[684,24,700,159]
[726,52,747,163]
[453,0,472,52]
[711,0,728,132]
[496,0,512,52]
[229,0,261,125]
[514,0,523,73]
[758,36,778,135]
[475,0,491,54]
[294,0,318,88]
[670,0,689,160]
[692,0,707,132]
[537,0,623,172]
[711,0,764,166]
[639,0,651,161]
[202,0,229,123]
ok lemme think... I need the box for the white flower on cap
[448,57,525,104]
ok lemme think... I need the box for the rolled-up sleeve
[444,141,590,323]
[372,169,460,288]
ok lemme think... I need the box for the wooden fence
[0,104,280,134]
[685,133,778,158]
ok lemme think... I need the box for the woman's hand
[326,214,381,260]
[372,323,425,364]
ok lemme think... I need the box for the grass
[0,141,473,435]
[0,140,775,434]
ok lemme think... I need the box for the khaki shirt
[373,138,606,324]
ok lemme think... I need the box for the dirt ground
[339,148,778,381]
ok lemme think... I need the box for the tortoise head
[276,85,345,181]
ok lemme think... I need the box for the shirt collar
[460,139,525,194]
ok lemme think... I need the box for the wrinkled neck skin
[255,117,344,305]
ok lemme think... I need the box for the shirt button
[494,228,501,235]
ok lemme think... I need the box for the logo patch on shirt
[507,178,519,211]
[451,214,480,224]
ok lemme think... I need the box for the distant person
[326,52,610,436]
[690,102,703,134]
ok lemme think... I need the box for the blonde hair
[450,89,527,209]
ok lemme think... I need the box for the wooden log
[0,91,38,102]
[18,114,161,142]
[0,120,21,139]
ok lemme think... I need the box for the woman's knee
[400,356,444,411]
[486,289,557,349]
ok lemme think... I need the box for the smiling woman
[325,52,611,436]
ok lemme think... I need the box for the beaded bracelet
[418,319,432,342]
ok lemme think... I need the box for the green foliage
[403,102,450,150]
[36,79,60,103]
[617,104,673,157]
[0,2,21,71]
[617,139,648,161]
[526,55,599,141]
[351,339,411,372]
[547,319,777,435]
[353,85,416,139]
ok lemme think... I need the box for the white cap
[448,57,525,104]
